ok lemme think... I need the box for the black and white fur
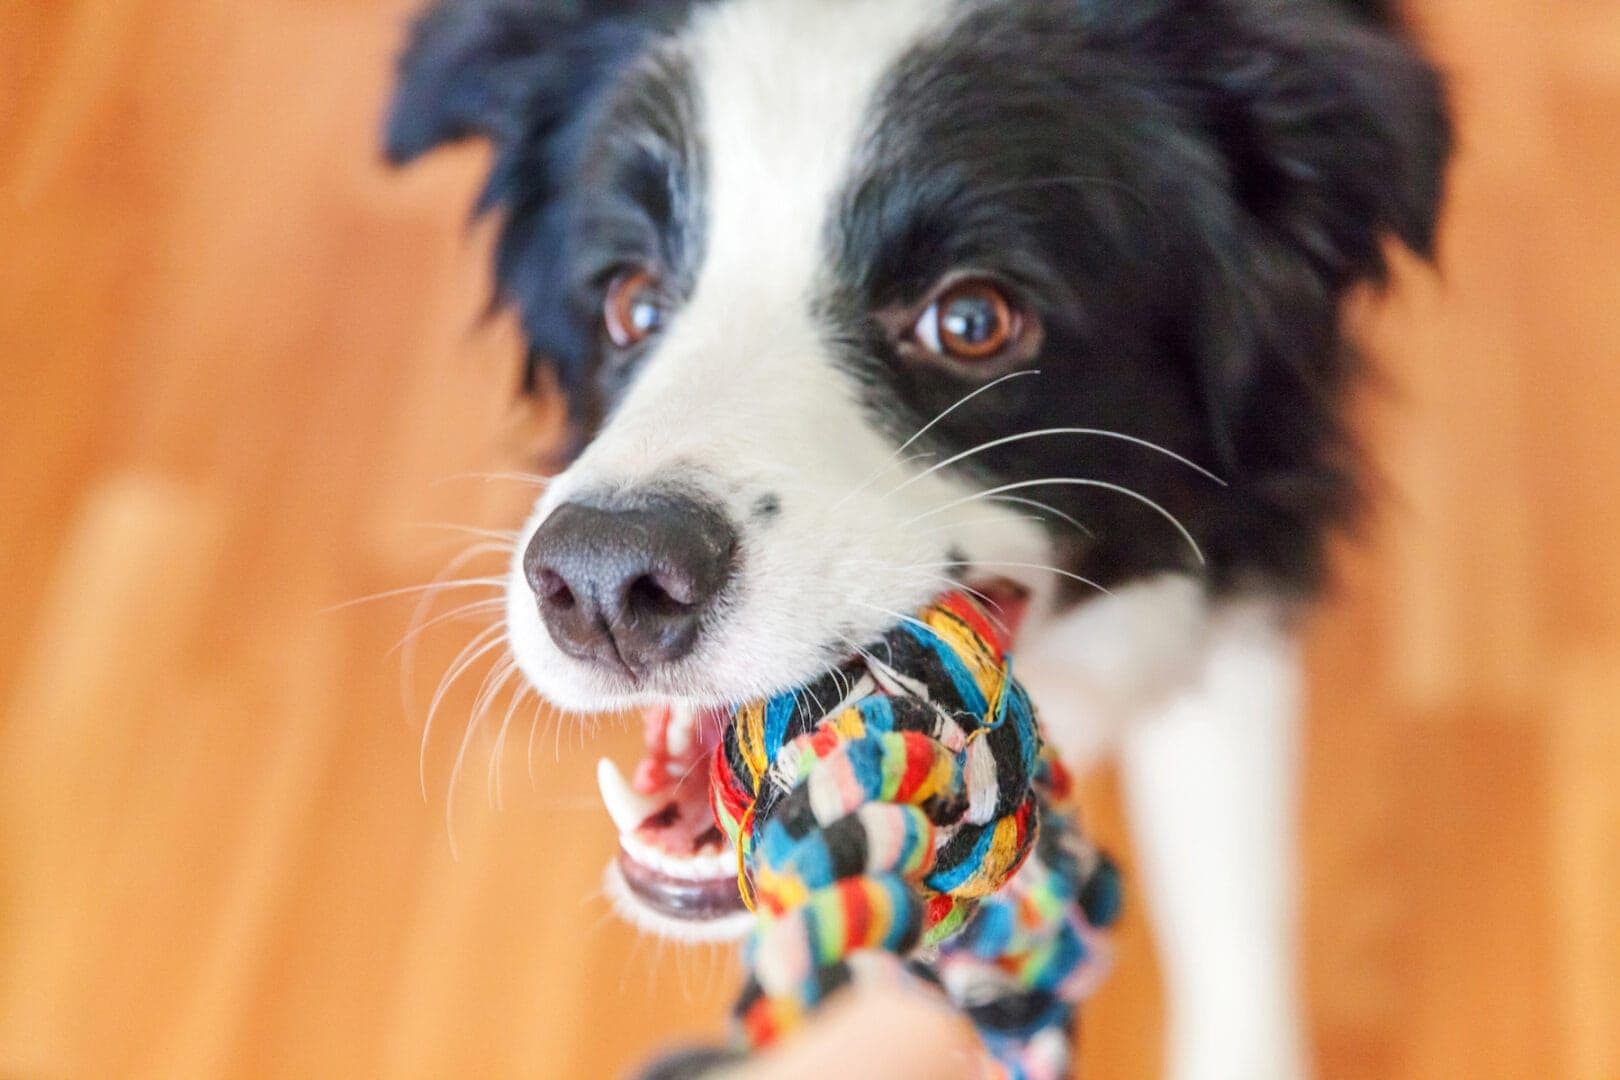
[386,1,1449,1075]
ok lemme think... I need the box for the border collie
[385,1,1450,1075]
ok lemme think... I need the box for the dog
[385,1,1450,1075]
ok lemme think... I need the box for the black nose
[523,495,737,679]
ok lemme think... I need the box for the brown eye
[915,279,1020,362]
[603,268,668,348]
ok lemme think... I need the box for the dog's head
[387,0,1448,933]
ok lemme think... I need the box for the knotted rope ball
[700,591,1121,1077]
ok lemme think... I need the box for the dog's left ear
[1153,4,1458,537]
[1199,6,1454,287]
[1171,5,1454,535]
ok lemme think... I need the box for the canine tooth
[597,757,658,834]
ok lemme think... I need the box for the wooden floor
[2,2,1616,1077]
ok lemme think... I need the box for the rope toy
[690,591,1120,1077]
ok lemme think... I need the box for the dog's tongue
[632,703,709,793]
[597,703,736,878]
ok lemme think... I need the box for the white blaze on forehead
[545,0,959,485]
[685,0,949,301]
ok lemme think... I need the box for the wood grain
[2,2,1615,1076]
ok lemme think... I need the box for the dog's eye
[603,268,668,349]
[914,279,1021,363]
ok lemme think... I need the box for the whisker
[721,627,856,712]
[779,632,862,707]
[984,494,1095,540]
[818,452,938,514]
[396,542,514,724]
[430,471,553,489]
[411,522,523,542]
[463,658,517,796]
[885,426,1224,499]
[527,698,551,788]
[840,639,887,676]
[906,477,1205,564]
[903,558,1113,598]
[388,598,506,660]
[421,625,510,800]
[832,629,898,680]
[887,369,1042,460]
[446,658,520,858]
[912,512,1048,537]
[870,574,1020,637]
[489,679,533,810]
[828,369,1040,513]
[851,601,948,646]
[841,570,1018,640]
[324,577,506,613]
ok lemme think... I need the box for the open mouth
[598,578,1031,941]
[598,702,755,941]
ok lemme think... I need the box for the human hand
[728,986,992,1080]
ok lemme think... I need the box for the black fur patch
[820,0,1450,594]
[386,0,705,431]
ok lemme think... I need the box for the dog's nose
[523,495,736,678]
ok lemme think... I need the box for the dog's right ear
[383,0,685,414]
[383,0,662,166]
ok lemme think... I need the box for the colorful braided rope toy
[648,591,1121,1079]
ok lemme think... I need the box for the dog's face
[388,0,1448,933]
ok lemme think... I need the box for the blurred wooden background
[2,1,1616,1077]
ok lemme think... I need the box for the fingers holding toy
[640,982,995,1080]
[734,985,993,1080]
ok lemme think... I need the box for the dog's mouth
[598,578,1031,941]
[598,702,754,941]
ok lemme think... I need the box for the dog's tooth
[685,851,736,880]
[597,757,658,834]
[666,701,696,757]
[619,831,736,882]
